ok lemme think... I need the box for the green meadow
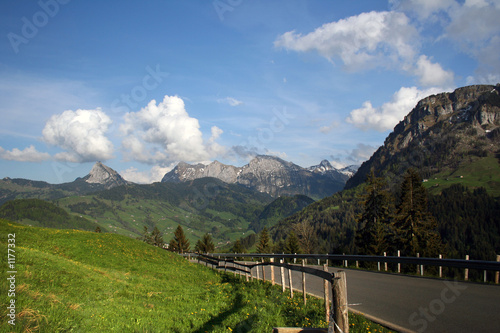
[0,219,393,332]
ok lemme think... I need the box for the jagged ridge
[162,155,351,199]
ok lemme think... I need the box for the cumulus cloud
[394,0,500,84]
[274,11,418,71]
[120,95,225,165]
[121,165,173,184]
[415,55,454,87]
[0,145,50,162]
[42,109,114,163]
[217,97,243,106]
[346,86,442,132]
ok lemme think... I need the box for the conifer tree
[169,225,190,253]
[195,233,215,253]
[151,226,164,248]
[285,231,302,254]
[231,239,245,253]
[355,170,393,255]
[142,226,152,244]
[256,227,272,253]
[393,169,442,257]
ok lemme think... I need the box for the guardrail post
[271,258,275,286]
[384,252,388,272]
[397,250,401,273]
[439,254,443,278]
[280,259,285,292]
[288,266,293,298]
[465,255,469,281]
[496,255,500,284]
[323,264,330,323]
[331,271,349,333]
[302,261,306,306]
[417,253,420,275]
[262,261,266,282]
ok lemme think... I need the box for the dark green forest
[255,169,500,262]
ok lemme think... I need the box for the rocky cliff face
[162,155,347,199]
[346,84,500,189]
[84,162,129,189]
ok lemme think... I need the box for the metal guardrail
[183,252,500,273]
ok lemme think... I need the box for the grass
[0,219,394,332]
[423,155,500,197]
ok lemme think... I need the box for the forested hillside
[267,170,500,262]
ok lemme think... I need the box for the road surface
[206,261,500,333]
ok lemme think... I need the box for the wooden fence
[185,252,500,283]
[195,253,349,333]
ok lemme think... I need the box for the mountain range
[162,155,353,199]
[1,84,499,259]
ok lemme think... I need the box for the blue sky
[0,0,499,183]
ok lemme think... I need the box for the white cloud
[348,143,378,163]
[274,11,419,71]
[120,95,225,165]
[390,0,455,19]
[346,86,442,132]
[42,108,114,163]
[121,165,172,184]
[394,0,500,85]
[415,55,454,87]
[319,121,340,134]
[217,97,243,106]
[0,145,50,162]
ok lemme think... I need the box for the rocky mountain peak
[346,84,500,189]
[161,155,348,199]
[85,162,128,189]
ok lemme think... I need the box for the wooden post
[262,262,266,282]
[439,254,443,278]
[271,258,275,286]
[302,261,307,306]
[323,264,330,323]
[417,253,420,275]
[256,262,260,281]
[332,271,349,333]
[465,255,469,281]
[288,267,293,298]
[281,259,285,293]
[496,255,500,284]
[397,250,401,273]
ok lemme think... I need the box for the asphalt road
[216,262,500,333]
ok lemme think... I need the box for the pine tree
[142,226,152,245]
[393,169,442,257]
[151,226,164,248]
[355,170,393,255]
[231,239,245,253]
[169,225,190,253]
[195,233,215,253]
[256,227,272,253]
[285,231,302,254]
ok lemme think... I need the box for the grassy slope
[0,219,393,332]
[423,155,500,197]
